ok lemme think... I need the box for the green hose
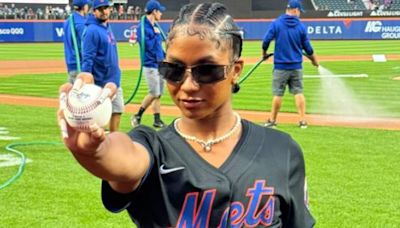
[0,141,62,190]
[155,21,167,41]
[69,14,81,73]
[238,54,273,85]
[124,16,146,105]
[124,17,167,105]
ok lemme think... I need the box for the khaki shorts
[112,87,125,114]
[272,69,303,96]
[144,67,164,97]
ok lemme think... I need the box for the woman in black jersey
[58,2,315,227]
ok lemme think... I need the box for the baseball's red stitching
[66,96,101,114]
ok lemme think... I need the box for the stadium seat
[314,0,366,10]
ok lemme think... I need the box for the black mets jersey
[102,119,315,227]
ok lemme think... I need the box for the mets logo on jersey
[107,31,116,45]
[176,180,275,227]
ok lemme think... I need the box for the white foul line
[304,74,368,78]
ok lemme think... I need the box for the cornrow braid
[191,4,206,24]
[167,2,243,60]
[174,3,195,25]
[204,3,225,25]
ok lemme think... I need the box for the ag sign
[364,21,400,39]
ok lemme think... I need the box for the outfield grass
[1,41,400,117]
[1,40,399,60]
[1,41,400,227]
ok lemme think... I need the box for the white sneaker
[299,121,308,129]
[264,119,277,128]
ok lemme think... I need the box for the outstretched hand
[57,72,116,156]
[57,73,150,191]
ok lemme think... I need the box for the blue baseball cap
[287,0,305,12]
[145,0,166,13]
[92,0,111,9]
[73,0,90,8]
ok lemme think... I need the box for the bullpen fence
[1,18,400,42]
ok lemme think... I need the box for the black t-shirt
[102,119,315,227]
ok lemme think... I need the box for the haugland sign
[364,21,400,39]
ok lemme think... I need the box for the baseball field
[0,40,399,227]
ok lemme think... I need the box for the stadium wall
[1,18,400,42]
[3,1,400,19]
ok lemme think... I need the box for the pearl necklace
[174,112,241,152]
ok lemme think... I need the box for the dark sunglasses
[158,62,232,85]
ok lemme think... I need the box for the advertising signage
[326,10,365,17]
[323,10,400,18]
[369,10,400,16]
[1,19,400,42]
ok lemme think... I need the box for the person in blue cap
[131,0,167,129]
[262,0,319,129]
[81,0,124,132]
[62,0,90,83]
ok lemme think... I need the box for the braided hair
[167,3,243,61]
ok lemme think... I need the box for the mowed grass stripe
[1,60,399,116]
[243,40,400,56]
[0,44,65,60]
[1,40,400,61]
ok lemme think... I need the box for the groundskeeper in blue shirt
[136,16,165,68]
[262,14,314,70]
[81,14,121,87]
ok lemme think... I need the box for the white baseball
[64,84,112,132]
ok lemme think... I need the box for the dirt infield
[0,94,399,130]
[2,55,400,77]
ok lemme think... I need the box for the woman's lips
[180,98,203,109]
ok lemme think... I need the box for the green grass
[0,105,131,227]
[1,41,400,227]
[0,104,399,227]
[1,40,399,60]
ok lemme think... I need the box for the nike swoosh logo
[159,164,185,175]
